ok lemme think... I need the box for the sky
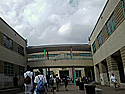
[0,0,107,46]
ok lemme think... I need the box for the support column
[48,68,50,77]
[120,46,125,77]
[73,67,76,85]
[44,48,47,76]
[99,62,109,85]
[70,47,73,59]
[106,56,120,86]
[94,64,100,83]
[90,67,94,81]
[47,51,49,60]
[70,47,75,85]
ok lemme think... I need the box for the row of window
[122,0,125,16]
[4,61,24,75]
[3,35,24,56]
[92,0,125,54]
[92,13,116,54]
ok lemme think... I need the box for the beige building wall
[90,0,120,45]
[0,18,26,88]
[89,0,125,85]
[90,0,125,67]
[0,18,26,66]
[27,59,93,68]
[92,21,125,65]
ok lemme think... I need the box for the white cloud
[58,22,71,36]
[0,0,107,46]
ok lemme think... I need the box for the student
[24,65,33,94]
[34,68,47,94]
[56,74,60,92]
[64,76,68,91]
[52,75,57,94]
[13,74,19,87]
[110,73,120,89]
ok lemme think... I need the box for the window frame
[18,44,24,56]
[97,31,103,47]
[3,35,13,50]
[106,13,116,37]
[122,0,125,17]
[92,42,96,53]
[19,66,24,76]
[4,62,14,75]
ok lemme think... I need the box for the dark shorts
[53,87,56,90]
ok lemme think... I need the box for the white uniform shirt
[24,71,33,86]
[110,75,116,82]
[56,76,60,79]
[34,74,47,84]
[50,75,53,78]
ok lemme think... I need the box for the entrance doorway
[112,51,125,83]
[59,70,69,79]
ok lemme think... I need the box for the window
[18,44,24,56]
[122,0,125,16]
[106,13,116,37]
[92,42,96,53]
[3,35,13,50]
[97,32,103,47]
[19,66,24,76]
[76,70,81,77]
[4,62,14,75]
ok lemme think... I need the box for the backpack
[56,78,60,84]
[24,73,31,84]
[37,76,45,92]
[49,78,54,85]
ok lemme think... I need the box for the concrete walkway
[17,83,84,94]
[96,85,125,94]
[17,83,125,94]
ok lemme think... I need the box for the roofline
[0,17,27,42]
[89,0,109,39]
[27,43,90,48]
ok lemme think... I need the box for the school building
[89,0,125,85]
[0,17,27,88]
[26,44,94,83]
[0,0,125,89]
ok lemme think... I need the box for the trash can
[79,82,84,90]
[85,84,96,94]
[76,81,80,86]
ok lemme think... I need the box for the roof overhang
[27,44,91,54]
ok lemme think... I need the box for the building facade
[27,44,94,84]
[89,0,125,85]
[0,18,27,88]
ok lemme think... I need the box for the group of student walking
[24,65,68,94]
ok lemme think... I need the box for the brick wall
[114,1,125,28]
[106,56,118,71]
[99,62,107,73]
[102,25,107,43]
[120,46,125,68]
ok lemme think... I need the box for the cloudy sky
[0,0,107,46]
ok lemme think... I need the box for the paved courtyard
[17,83,125,94]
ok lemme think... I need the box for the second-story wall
[90,0,125,64]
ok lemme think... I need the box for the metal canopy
[27,44,91,54]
